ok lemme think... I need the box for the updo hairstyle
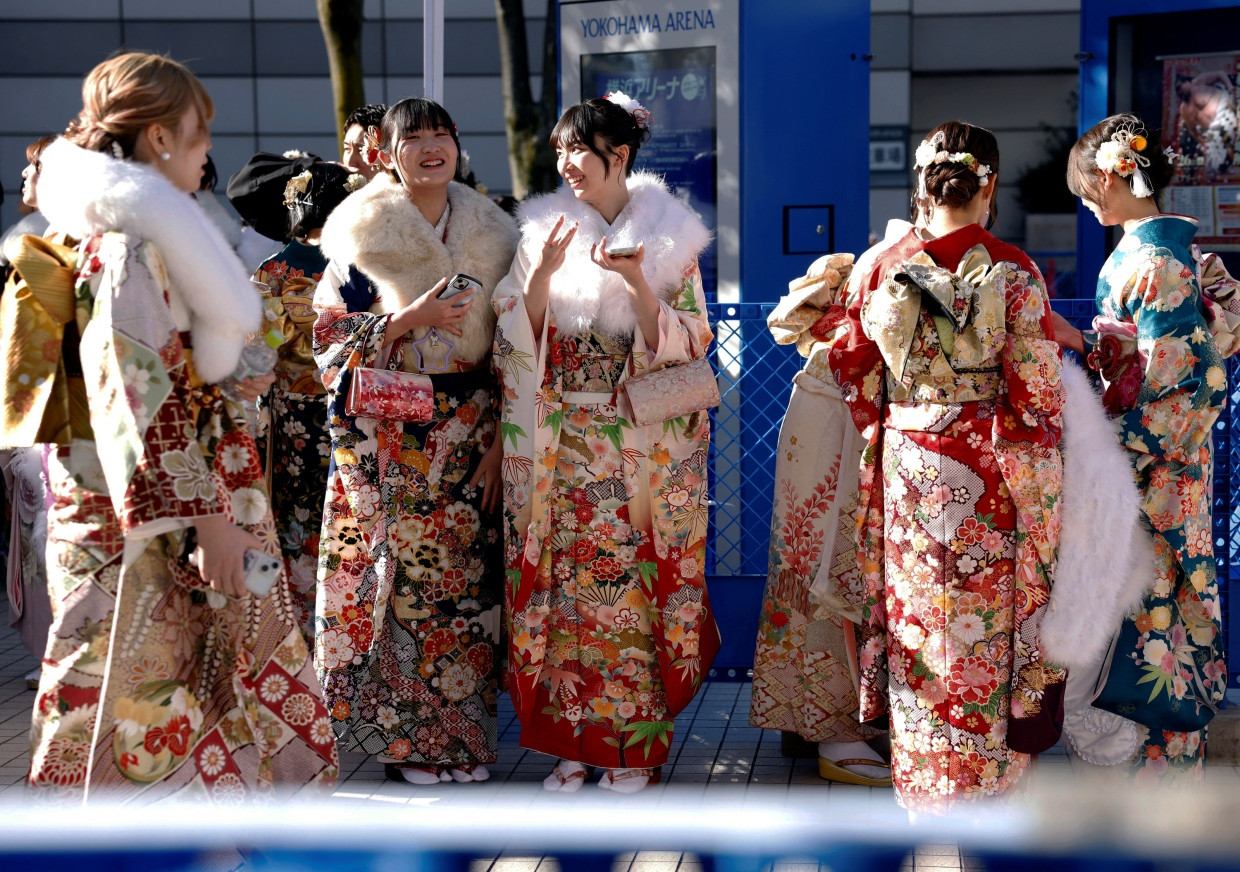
[918,121,1000,212]
[550,98,652,179]
[63,52,213,158]
[378,97,462,182]
[287,161,355,239]
[1066,113,1176,200]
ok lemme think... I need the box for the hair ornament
[344,173,367,193]
[108,140,124,160]
[605,91,652,130]
[913,130,992,199]
[1095,121,1155,198]
[364,125,381,166]
[1164,146,1180,165]
[282,170,313,207]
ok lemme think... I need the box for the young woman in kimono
[827,122,1065,813]
[1050,113,1227,782]
[312,98,518,785]
[494,94,720,794]
[251,160,361,642]
[748,221,915,788]
[22,52,338,801]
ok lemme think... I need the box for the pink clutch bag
[621,357,721,427]
[345,366,434,422]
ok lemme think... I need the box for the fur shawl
[1041,359,1154,671]
[319,175,518,365]
[516,171,712,336]
[35,139,261,383]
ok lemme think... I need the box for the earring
[160,151,171,161]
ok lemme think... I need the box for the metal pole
[423,0,444,103]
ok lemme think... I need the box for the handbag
[621,357,721,427]
[344,320,435,423]
[1091,616,1218,733]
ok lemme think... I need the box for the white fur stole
[515,171,712,336]
[35,139,261,383]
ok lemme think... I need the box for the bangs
[385,98,456,139]
[549,103,595,150]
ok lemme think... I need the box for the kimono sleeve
[1111,254,1225,468]
[646,259,714,369]
[311,258,388,397]
[80,235,225,538]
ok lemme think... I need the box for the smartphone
[605,244,641,258]
[439,274,482,307]
[243,548,282,597]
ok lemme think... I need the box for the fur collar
[320,175,518,367]
[35,139,261,383]
[516,171,712,336]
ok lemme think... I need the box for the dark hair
[916,121,1001,221]
[287,161,355,239]
[25,135,56,166]
[345,103,387,134]
[199,154,217,191]
[550,98,652,179]
[378,97,461,182]
[1067,113,1176,201]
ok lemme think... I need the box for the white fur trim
[515,171,712,336]
[36,140,261,382]
[319,175,518,365]
[1041,359,1154,671]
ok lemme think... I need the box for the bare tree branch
[495,0,559,199]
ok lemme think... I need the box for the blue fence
[701,300,1238,687]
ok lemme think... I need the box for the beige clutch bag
[621,358,721,427]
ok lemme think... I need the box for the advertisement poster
[581,47,718,297]
[1162,54,1240,248]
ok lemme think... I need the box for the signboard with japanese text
[560,1,739,302]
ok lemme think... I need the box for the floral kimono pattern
[828,226,1064,813]
[27,233,338,802]
[252,241,333,642]
[1083,215,1226,782]
[312,277,502,767]
[748,253,880,744]
[494,255,720,769]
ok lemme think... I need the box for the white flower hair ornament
[1095,123,1155,198]
[605,91,652,130]
[344,173,367,193]
[913,131,993,200]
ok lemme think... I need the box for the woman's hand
[530,215,578,284]
[234,373,276,403]
[525,215,578,336]
[593,236,661,348]
[389,277,473,341]
[193,513,265,599]
[1049,309,1085,354]
[591,238,646,285]
[468,438,503,514]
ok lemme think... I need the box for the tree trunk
[317,0,366,147]
[495,0,560,199]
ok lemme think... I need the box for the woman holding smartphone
[313,98,518,784]
[493,93,718,794]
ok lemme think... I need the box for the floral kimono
[19,139,338,803]
[749,226,908,746]
[311,177,516,767]
[494,173,720,770]
[26,233,339,801]
[828,224,1064,813]
[252,240,333,641]
[1082,214,1227,782]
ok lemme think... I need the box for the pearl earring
[160,151,171,161]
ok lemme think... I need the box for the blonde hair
[64,51,214,157]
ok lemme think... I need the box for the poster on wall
[1161,53,1240,247]
[581,47,718,297]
